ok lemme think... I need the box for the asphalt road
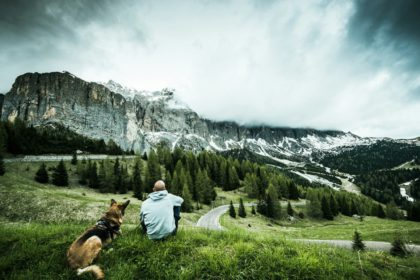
[196,201,420,254]
[196,201,306,231]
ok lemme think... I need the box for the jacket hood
[148,190,168,201]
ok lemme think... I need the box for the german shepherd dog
[67,199,130,279]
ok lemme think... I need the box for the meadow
[1,160,420,279]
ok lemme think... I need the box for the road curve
[196,201,420,254]
[196,205,230,230]
[196,201,305,231]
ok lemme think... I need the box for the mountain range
[1,71,418,175]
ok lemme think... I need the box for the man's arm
[139,207,147,234]
[168,193,184,206]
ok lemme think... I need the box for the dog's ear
[119,200,130,215]
[110,199,117,206]
[122,200,130,209]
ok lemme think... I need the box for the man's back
[140,190,183,240]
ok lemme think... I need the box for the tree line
[318,141,420,174]
[0,119,129,155]
[354,169,420,205]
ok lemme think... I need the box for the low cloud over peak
[1,0,419,138]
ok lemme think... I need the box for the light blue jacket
[140,190,184,240]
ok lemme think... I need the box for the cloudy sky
[1,0,419,138]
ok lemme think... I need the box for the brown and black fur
[67,199,130,279]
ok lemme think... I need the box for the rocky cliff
[0,72,373,159]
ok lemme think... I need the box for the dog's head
[104,199,130,234]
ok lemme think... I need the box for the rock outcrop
[0,72,372,159]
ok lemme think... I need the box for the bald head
[153,180,166,192]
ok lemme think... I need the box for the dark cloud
[348,0,420,68]
[0,0,419,137]
[0,0,114,43]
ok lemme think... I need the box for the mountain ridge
[0,71,407,162]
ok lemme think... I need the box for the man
[140,180,184,240]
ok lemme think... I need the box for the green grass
[1,223,420,280]
[222,207,420,244]
[2,161,420,279]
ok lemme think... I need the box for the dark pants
[173,206,181,235]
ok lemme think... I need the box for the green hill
[1,161,420,279]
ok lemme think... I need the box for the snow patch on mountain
[291,170,340,190]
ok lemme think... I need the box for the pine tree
[112,163,122,194]
[219,160,227,188]
[71,151,78,165]
[376,204,386,218]
[113,158,120,176]
[390,235,408,257]
[340,197,351,216]
[98,160,107,193]
[244,173,259,198]
[197,169,216,205]
[227,166,240,190]
[132,159,143,199]
[77,161,88,185]
[52,160,68,186]
[238,198,246,218]
[229,201,236,218]
[288,181,299,199]
[171,161,185,195]
[308,196,323,218]
[351,200,359,215]
[119,165,128,194]
[145,150,161,190]
[352,230,366,251]
[287,201,294,216]
[35,162,49,183]
[251,205,256,215]
[329,194,339,216]
[88,162,99,189]
[181,183,193,212]
[266,183,281,219]
[386,201,403,220]
[321,196,334,220]
[407,202,420,222]
[0,154,5,176]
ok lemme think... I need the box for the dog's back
[67,199,129,279]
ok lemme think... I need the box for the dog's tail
[77,265,104,279]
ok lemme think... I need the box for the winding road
[196,201,420,254]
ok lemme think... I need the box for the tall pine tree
[88,162,99,189]
[145,150,161,191]
[132,159,143,199]
[35,162,49,183]
[287,201,294,216]
[52,160,68,186]
[329,194,339,216]
[238,198,247,218]
[229,201,236,218]
[352,230,366,251]
[266,183,281,219]
[181,183,193,212]
[321,196,334,220]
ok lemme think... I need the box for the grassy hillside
[2,223,420,280]
[221,206,420,244]
[1,161,420,279]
